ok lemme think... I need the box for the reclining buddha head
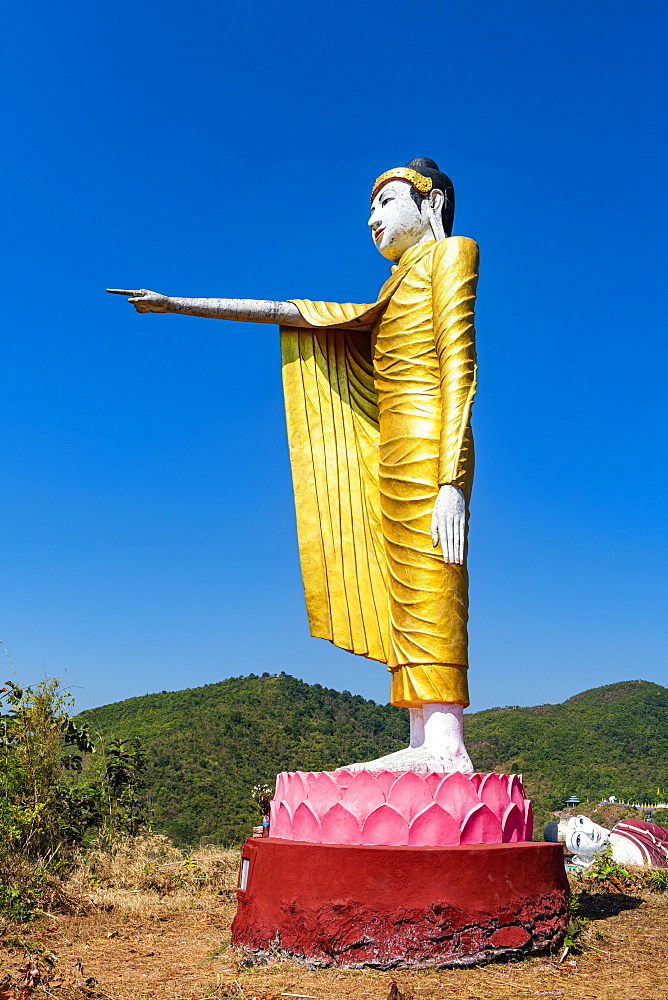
[544,814,611,858]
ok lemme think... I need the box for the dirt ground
[2,880,667,1000]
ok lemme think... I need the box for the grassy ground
[1,840,667,1000]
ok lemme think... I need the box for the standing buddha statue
[108,157,479,773]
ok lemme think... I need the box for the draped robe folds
[280,237,478,707]
[610,819,668,868]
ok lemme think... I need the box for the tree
[0,679,149,858]
[0,679,97,856]
[103,738,148,836]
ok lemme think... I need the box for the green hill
[77,673,408,844]
[465,679,668,816]
[76,675,668,845]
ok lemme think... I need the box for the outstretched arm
[106,289,315,327]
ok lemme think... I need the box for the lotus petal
[284,772,308,813]
[269,800,279,830]
[271,801,294,840]
[479,773,510,818]
[508,774,525,810]
[341,770,385,820]
[307,771,342,815]
[332,769,354,790]
[501,802,524,843]
[524,800,534,840]
[424,772,445,793]
[460,803,503,844]
[435,772,479,823]
[274,772,287,801]
[387,770,433,821]
[320,802,362,845]
[362,805,409,846]
[291,801,321,843]
[469,773,483,790]
[374,770,400,796]
[408,803,460,846]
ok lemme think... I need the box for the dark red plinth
[232,838,569,968]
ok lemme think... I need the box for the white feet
[342,703,473,773]
[409,707,425,748]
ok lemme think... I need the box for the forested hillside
[77,675,668,845]
[77,674,408,843]
[465,679,668,823]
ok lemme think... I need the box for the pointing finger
[106,288,141,296]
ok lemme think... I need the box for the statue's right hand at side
[107,289,172,313]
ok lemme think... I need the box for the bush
[643,868,668,892]
[0,679,99,856]
[0,676,150,920]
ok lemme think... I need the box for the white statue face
[368,180,434,262]
[565,815,610,857]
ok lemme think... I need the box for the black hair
[405,157,455,236]
[543,822,560,843]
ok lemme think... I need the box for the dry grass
[64,833,240,904]
[0,852,88,921]
[0,843,666,1000]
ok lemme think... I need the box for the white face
[565,815,610,857]
[368,180,434,262]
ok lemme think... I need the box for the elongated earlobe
[427,189,446,240]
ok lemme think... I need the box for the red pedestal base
[232,838,569,968]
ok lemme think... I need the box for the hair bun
[406,157,440,172]
[543,822,560,843]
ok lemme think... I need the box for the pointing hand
[106,289,171,313]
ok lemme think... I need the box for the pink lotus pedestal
[231,770,568,967]
[270,769,533,846]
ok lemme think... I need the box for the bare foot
[339,703,474,773]
[341,744,473,773]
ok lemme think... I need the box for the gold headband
[371,167,433,203]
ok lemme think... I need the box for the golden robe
[280,237,478,707]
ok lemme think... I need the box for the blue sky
[3,0,666,713]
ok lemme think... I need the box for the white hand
[107,288,171,313]
[430,485,466,565]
